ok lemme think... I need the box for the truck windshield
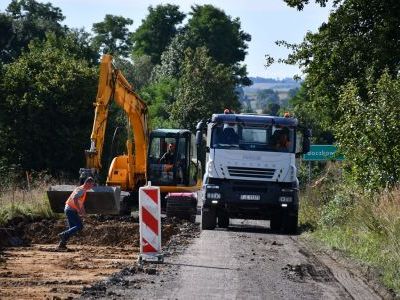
[211,123,295,153]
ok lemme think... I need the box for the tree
[289,84,334,144]
[186,5,251,84]
[279,0,400,126]
[335,72,400,189]
[171,47,240,130]
[130,55,154,90]
[256,89,279,103]
[0,35,97,174]
[283,0,334,10]
[112,55,154,91]
[140,78,179,129]
[262,103,281,116]
[132,4,185,64]
[151,32,190,81]
[0,0,66,62]
[46,29,99,65]
[92,14,133,56]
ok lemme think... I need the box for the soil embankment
[0,215,181,299]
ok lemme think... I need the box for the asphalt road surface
[94,219,388,300]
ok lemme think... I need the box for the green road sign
[303,145,344,161]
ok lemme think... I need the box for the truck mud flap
[47,185,121,215]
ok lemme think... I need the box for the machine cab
[147,129,198,186]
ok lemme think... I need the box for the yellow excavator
[47,54,202,217]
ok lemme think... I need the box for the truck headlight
[207,192,221,200]
[279,196,293,203]
[206,184,219,189]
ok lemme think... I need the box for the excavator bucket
[47,185,121,215]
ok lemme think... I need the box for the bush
[336,72,400,189]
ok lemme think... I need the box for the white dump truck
[196,113,311,233]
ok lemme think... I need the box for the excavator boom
[47,55,148,214]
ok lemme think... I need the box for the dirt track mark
[293,237,388,300]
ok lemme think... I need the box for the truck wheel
[270,214,282,231]
[202,208,216,230]
[284,211,298,235]
[217,210,229,228]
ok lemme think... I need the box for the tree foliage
[132,4,185,64]
[257,89,279,103]
[283,0,337,10]
[0,0,66,62]
[280,0,400,126]
[187,5,250,67]
[0,1,251,177]
[289,85,334,143]
[151,32,190,81]
[92,14,133,56]
[335,73,400,189]
[141,78,179,129]
[282,0,400,188]
[186,5,251,85]
[0,35,97,174]
[262,103,281,116]
[171,47,240,130]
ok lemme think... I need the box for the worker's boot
[57,233,68,250]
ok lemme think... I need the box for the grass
[300,171,400,295]
[0,174,57,226]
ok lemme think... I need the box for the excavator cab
[147,129,199,187]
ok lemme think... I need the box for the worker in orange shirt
[57,177,95,250]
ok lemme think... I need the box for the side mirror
[302,129,311,154]
[196,130,202,146]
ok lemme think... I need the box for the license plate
[240,194,260,200]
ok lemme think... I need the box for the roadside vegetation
[0,172,56,226]
[299,168,400,294]
[282,0,400,295]
[278,0,400,295]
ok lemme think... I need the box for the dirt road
[95,219,391,300]
[1,216,393,299]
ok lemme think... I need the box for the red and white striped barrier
[138,184,163,263]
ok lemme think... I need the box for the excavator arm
[83,54,148,189]
[48,55,148,215]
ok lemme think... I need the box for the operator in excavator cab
[160,143,176,165]
[57,177,95,250]
[159,143,185,182]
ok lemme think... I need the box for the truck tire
[202,208,216,230]
[217,210,229,228]
[284,211,298,235]
[270,214,282,231]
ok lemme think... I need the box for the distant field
[243,82,301,93]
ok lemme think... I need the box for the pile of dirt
[1,215,181,248]
[0,216,193,300]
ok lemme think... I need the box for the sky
[0,0,333,78]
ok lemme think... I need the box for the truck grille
[227,166,275,179]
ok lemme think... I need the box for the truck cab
[198,113,310,233]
